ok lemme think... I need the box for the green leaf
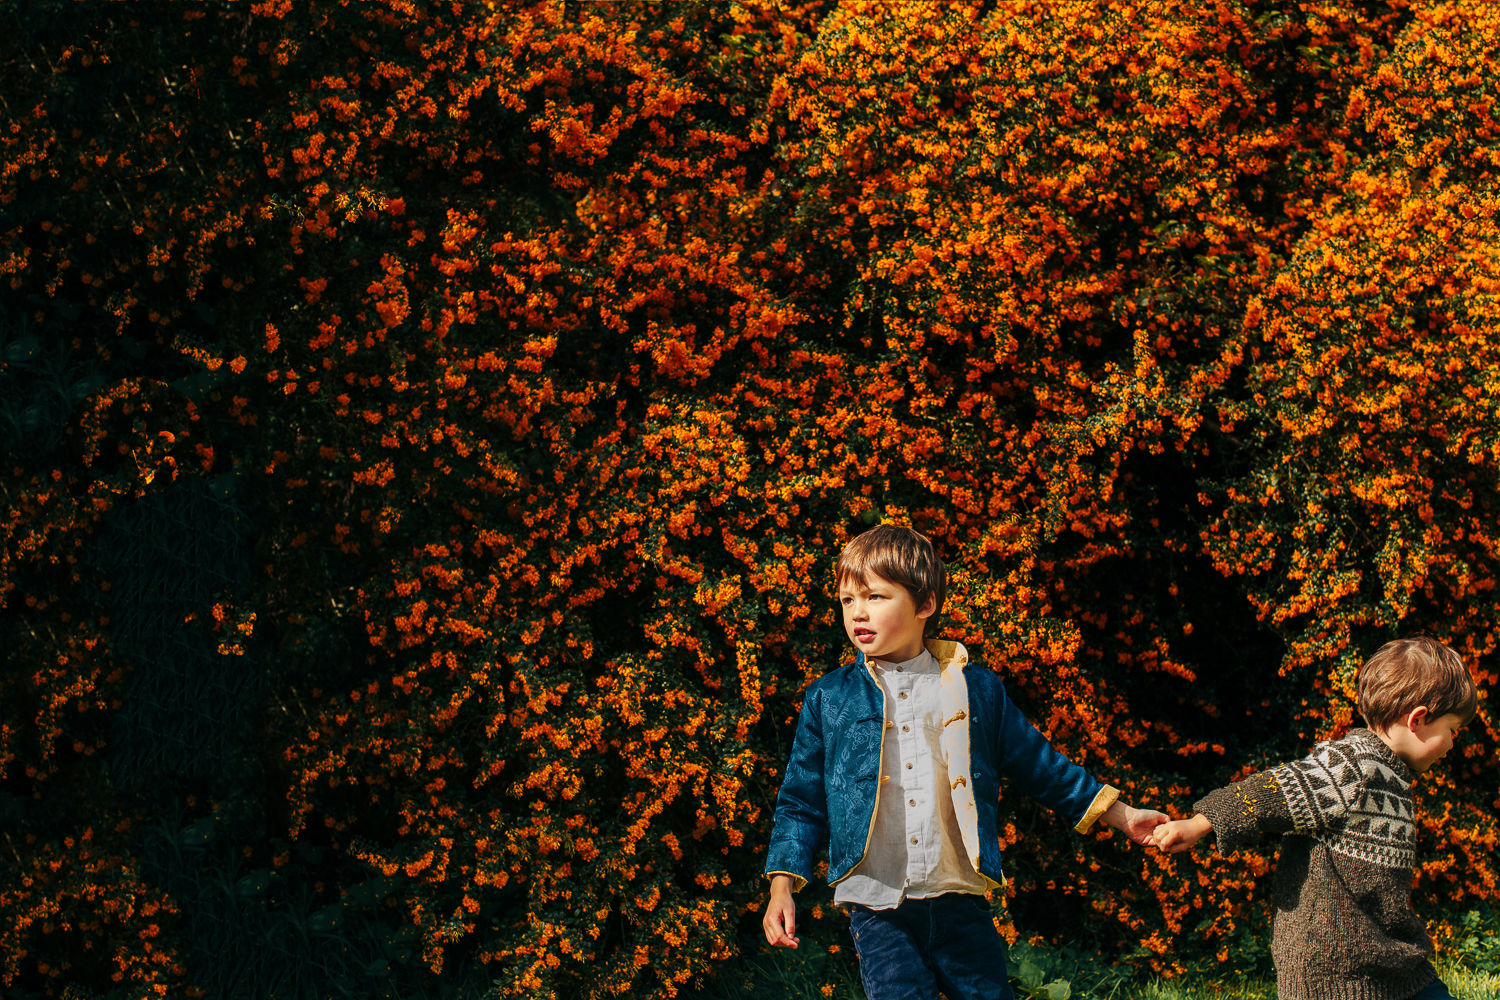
[306,902,346,934]
[178,817,218,847]
[233,869,272,898]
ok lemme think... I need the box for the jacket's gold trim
[765,870,808,892]
[932,640,993,887]
[1074,784,1120,833]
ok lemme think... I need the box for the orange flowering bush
[0,1,1494,997]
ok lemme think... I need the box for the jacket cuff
[765,870,808,893]
[1073,784,1120,833]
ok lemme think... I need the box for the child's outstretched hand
[1102,799,1168,846]
[763,875,800,948]
[1151,814,1213,853]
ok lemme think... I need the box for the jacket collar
[925,638,969,672]
[854,639,970,674]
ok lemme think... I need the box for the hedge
[0,2,1495,998]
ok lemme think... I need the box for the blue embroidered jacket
[764,640,1118,891]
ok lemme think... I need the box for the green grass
[683,941,864,999]
[1128,960,1500,1000]
[1436,960,1500,1000]
[1124,978,1274,999]
[684,946,1497,1000]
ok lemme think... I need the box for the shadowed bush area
[1,2,1496,997]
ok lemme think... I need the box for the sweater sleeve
[1193,769,1295,855]
[1196,740,1363,854]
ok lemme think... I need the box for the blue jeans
[847,893,1013,1000]
[1408,980,1456,1000]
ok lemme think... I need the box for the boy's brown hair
[836,524,946,637]
[1357,635,1478,730]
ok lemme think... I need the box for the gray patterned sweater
[1194,729,1437,1000]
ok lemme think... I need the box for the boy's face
[838,571,935,664]
[1387,708,1464,773]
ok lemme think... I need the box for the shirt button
[899,692,908,699]
[910,837,918,845]
[897,665,903,672]
[906,762,913,769]
[902,725,909,732]
[909,799,916,807]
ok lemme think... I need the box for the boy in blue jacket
[763,524,1165,1000]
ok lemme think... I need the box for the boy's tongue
[854,628,875,642]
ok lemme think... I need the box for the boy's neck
[870,639,928,664]
[1370,725,1399,754]
[1367,723,1418,780]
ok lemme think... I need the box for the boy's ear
[1405,705,1431,730]
[916,593,937,619]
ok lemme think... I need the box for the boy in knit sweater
[763,524,1166,1000]
[1153,636,1478,1000]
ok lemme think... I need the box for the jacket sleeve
[988,675,1118,833]
[1193,768,1296,855]
[763,684,828,892]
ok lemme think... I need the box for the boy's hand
[763,874,800,948]
[1102,799,1168,846]
[1151,813,1213,853]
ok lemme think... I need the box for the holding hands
[1151,813,1213,853]
[1102,799,1170,845]
[1101,800,1218,854]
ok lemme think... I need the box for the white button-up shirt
[833,648,991,909]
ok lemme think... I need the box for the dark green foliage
[2,2,1498,998]
[93,475,256,791]
[135,806,496,1000]
[1445,907,1500,978]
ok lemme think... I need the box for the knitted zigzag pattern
[1271,733,1415,870]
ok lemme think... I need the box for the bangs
[834,523,946,632]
